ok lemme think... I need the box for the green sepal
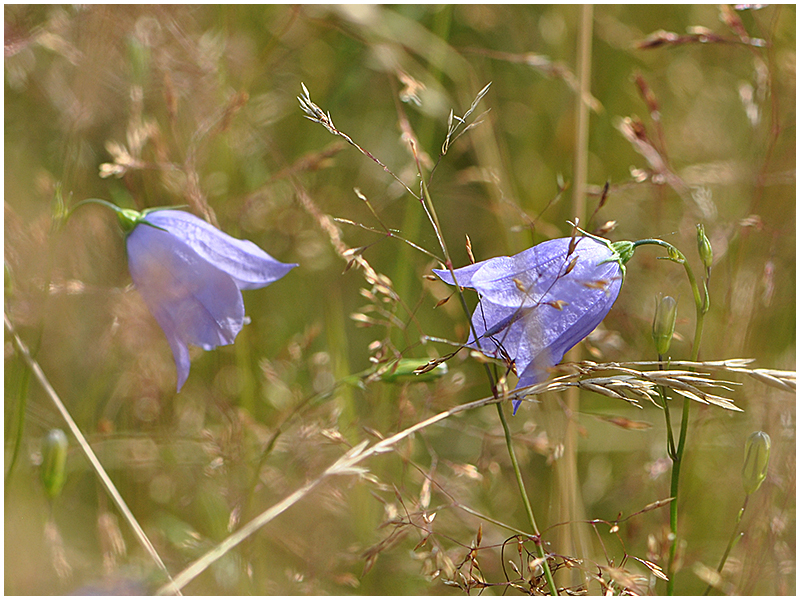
[567,221,635,281]
[66,199,185,235]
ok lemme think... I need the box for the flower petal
[126,222,245,390]
[432,261,490,288]
[142,210,297,290]
[470,238,614,307]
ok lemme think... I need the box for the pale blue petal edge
[144,210,297,290]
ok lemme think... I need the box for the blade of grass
[559,4,594,590]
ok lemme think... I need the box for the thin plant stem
[297,83,418,199]
[632,239,706,594]
[412,142,484,363]
[4,313,177,590]
[703,496,748,595]
[658,374,677,460]
[669,260,706,594]
[496,402,559,596]
[7,189,60,492]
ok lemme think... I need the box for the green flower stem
[666,405,687,595]
[416,150,484,359]
[657,369,677,460]
[497,402,559,596]
[632,239,707,595]
[416,156,558,595]
[7,187,60,494]
[703,496,748,595]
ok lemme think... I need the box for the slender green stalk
[666,414,686,595]
[7,189,59,493]
[632,239,707,594]
[703,497,748,595]
[496,402,559,595]
[703,430,769,594]
[656,353,681,592]
[668,262,706,594]
[658,382,677,460]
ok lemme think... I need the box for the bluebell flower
[123,209,297,391]
[434,235,632,412]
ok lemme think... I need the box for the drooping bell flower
[124,210,297,390]
[73,200,297,391]
[434,235,633,413]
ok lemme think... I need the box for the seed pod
[41,429,68,500]
[742,431,771,495]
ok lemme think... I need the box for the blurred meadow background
[4,4,795,595]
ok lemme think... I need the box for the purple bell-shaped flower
[434,235,630,412]
[124,209,297,391]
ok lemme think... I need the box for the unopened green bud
[742,431,771,495]
[41,429,68,500]
[696,224,713,271]
[380,358,448,383]
[652,295,678,356]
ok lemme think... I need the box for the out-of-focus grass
[4,5,795,595]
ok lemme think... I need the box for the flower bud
[41,429,68,500]
[652,295,678,356]
[380,358,448,383]
[696,224,713,271]
[742,431,771,495]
